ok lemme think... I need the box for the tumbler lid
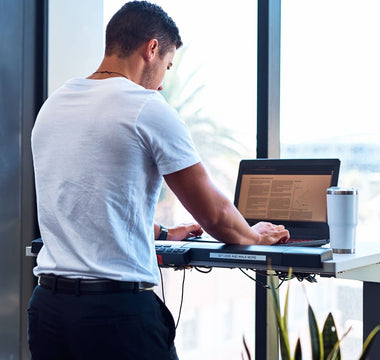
[327,187,358,195]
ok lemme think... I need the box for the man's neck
[88,54,144,84]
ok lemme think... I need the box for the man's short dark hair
[105,1,183,58]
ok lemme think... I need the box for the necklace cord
[93,70,128,79]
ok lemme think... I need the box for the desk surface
[243,241,380,281]
[26,239,380,282]
[155,239,380,282]
[322,241,380,282]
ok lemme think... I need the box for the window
[280,1,380,357]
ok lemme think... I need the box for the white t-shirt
[32,77,200,285]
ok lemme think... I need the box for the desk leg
[255,272,279,360]
[363,281,380,358]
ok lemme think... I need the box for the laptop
[233,158,340,246]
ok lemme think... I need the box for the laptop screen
[237,173,331,222]
[234,159,340,239]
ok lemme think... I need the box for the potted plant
[242,269,380,360]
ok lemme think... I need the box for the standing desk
[27,239,380,359]
[155,239,380,359]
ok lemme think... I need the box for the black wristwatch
[158,224,168,240]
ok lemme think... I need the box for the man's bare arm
[154,222,203,240]
[164,162,289,245]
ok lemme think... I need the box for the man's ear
[143,39,159,62]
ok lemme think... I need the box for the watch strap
[158,224,168,240]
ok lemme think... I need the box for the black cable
[239,268,270,289]
[175,269,186,329]
[159,266,166,304]
[194,266,213,273]
[275,270,317,284]
[238,269,297,289]
[158,266,185,329]
[276,279,285,289]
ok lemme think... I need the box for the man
[28,2,289,359]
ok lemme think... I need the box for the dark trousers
[28,285,179,360]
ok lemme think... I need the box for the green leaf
[279,330,291,360]
[359,324,380,360]
[308,305,323,360]
[326,326,351,360]
[322,313,340,360]
[294,338,303,360]
[283,268,292,333]
[269,271,291,360]
[269,272,281,316]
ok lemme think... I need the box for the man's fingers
[187,224,203,236]
[276,229,290,243]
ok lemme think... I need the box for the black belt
[38,274,154,295]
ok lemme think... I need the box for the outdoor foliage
[161,47,244,165]
[161,47,245,186]
[157,47,246,224]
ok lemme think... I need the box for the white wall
[48,0,104,94]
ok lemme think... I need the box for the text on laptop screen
[237,174,332,222]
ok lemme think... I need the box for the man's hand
[251,222,290,245]
[167,223,203,241]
